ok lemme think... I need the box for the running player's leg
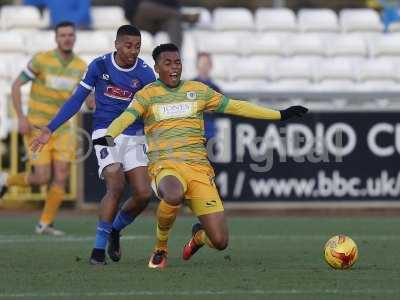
[0,139,51,198]
[148,174,185,269]
[108,166,152,261]
[36,160,69,236]
[90,163,125,265]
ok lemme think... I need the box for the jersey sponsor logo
[154,102,197,121]
[102,74,110,80]
[104,85,133,101]
[131,79,141,89]
[45,75,77,91]
[186,91,197,100]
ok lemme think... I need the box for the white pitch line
[0,289,399,298]
[0,234,399,244]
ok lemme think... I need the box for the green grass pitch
[0,214,399,299]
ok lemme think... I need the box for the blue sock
[94,221,112,250]
[112,211,136,232]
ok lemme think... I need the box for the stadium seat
[0,32,25,54]
[316,59,355,82]
[327,35,368,63]
[0,5,42,30]
[5,54,30,79]
[370,34,400,63]
[255,8,297,33]
[154,31,170,45]
[213,7,254,31]
[234,57,271,81]
[357,60,398,83]
[210,54,237,81]
[285,34,325,62]
[0,89,8,139]
[181,6,212,30]
[140,31,154,55]
[298,9,339,33]
[268,59,313,91]
[340,9,384,33]
[313,59,356,91]
[91,6,126,30]
[219,79,270,93]
[0,60,10,82]
[26,31,56,55]
[194,32,241,55]
[75,31,112,55]
[243,33,283,58]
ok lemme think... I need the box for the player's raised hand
[279,106,308,121]
[92,135,116,147]
[30,126,52,152]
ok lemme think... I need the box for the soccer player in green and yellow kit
[0,22,87,235]
[92,43,308,268]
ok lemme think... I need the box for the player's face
[55,26,76,53]
[115,35,141,67]
[155,51,182,88]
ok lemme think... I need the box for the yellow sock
[6,173,28,187]
[194,229,215,249]
[39,185,65,225]
[155,200,180,251]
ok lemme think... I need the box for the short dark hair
[116,25,141,39]
[152,43,180,62]
[55,21,75,33]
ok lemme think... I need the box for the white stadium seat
[210,54,237,81]
[268,59,313,91]
[285,34,325,61]
[140,31,154,55]
[298,9,339,33]
[327,36,368,63]
[313,59,356,91]
[75,31,112,55]
[235,57,271,81]
[340,9,383,33]
[316,59,355,82]
[0,32,25,54]
[220,79,269,93]
[154,31,170,45]
[194,32,241,55]
[370,34,400,61]
[357,60,398,82]
[0,5,42,29]
[255,8,297,32]
[26,31,56,55]
[91,6,126,30]
[213,7,254,31]
[181,6,212,29]
[243,33,283,57]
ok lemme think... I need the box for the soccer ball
[324,235,358,269]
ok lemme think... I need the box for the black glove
[280,106,308,121]
[92,135,116,146]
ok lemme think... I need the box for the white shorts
[92,129,148,179]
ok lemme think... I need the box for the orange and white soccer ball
[324,235,358,269]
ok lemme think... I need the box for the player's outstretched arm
[29,86,90,153]
[47,85,91,133]
[92,110,138,146]
[223,100,308,121]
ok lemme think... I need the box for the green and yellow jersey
[107,79,282,167]
[20,50,87,134]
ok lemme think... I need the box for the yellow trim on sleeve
[224,99,281,120]
[106,111,137,138]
